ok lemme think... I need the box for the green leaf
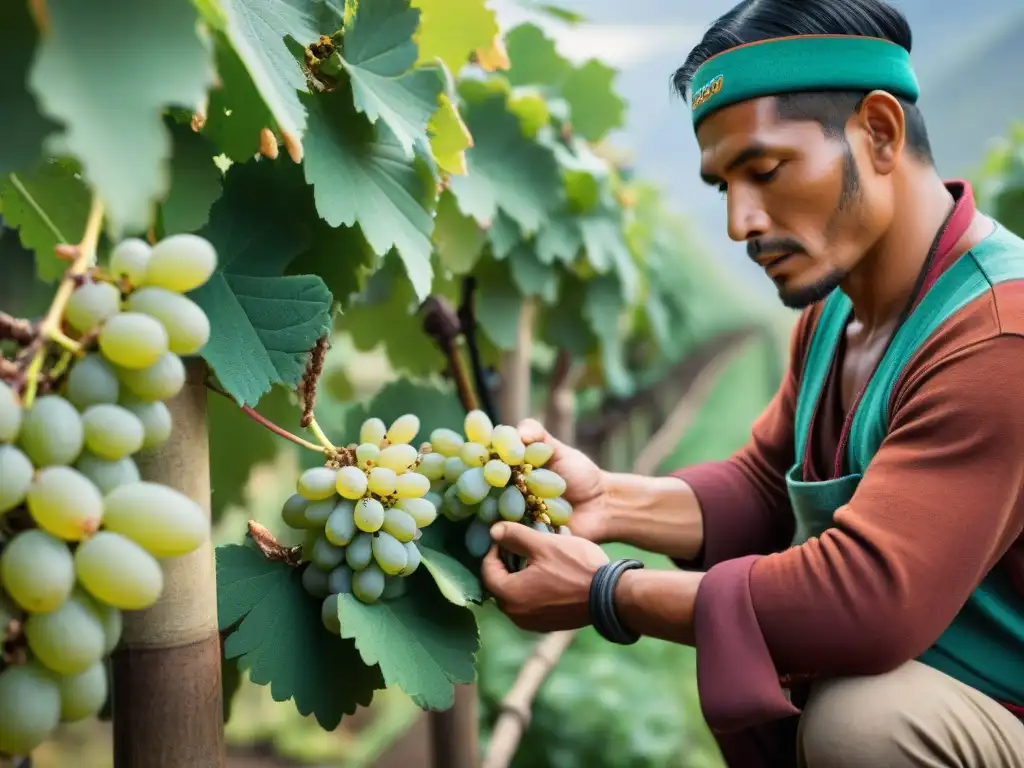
[434,191,485,274]
[0,223,53,321]
[560,60,626,143]
[27,0,215,233]
[448,93,562,235]
[203,31,276,162]
[0,160,92,283]
[583,274,631,396]
[337,570,479,709]
[413,0,500,74]
[160,120,223,236]
[342,376,465,446]
[580,212,639,303]
[487,211,521,260]
[190,159,333,406]
[508,243,560,303]
[216,544,384,728]
[288,221,379,307]
[473,256,522,349]
[429,93,473,176]
[302,90,436,301]
[504,24,570,88]
[419,545,483,606]
[339,0,444,157]
[536,213,581,265]
[539,279,596,356]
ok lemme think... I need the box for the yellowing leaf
[413,0,499,74]
[474,31,510,72]
[429,94,472,175]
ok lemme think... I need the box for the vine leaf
[433,190,485,274]
[216,543,385,728]
[473,256,522,350]
[189,159,333,407]
[419,545,482,607]
[159,119,223,236]
[429,93,473,176]
[504,23,571,88]
[560,60,626,143]
[412,0,500,75]
[26,0,215,234]
[583,274,632,396]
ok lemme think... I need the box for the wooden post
[112,362,224,768]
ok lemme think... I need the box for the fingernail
[491,523,505,540]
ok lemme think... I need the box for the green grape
[303,498,335,527]
[77,589,122,654]
[109,237,151,285]
[324,500,357,545]
[58,660,109,722]
[381,507,417,543]
[464,409,494,446]
[382,575,408,600]
[65,281,121,334]
[321,594,341,634]
[301,563,330,598]
[386,413,419,445]
[460,441,489,467]
[378,443,417,473]
[394,471,429,499]
[98,312,168,369]
[0,662,62,756]
[0,444,33,513]
[400,541,422,576]
[397,497,437,528]
[417,451,445,480]
[116,351,185,401]
[126,287,210,355]
[354,497,385,532]
[281,493,310,528]
[74,531,163,610]
[366,466,397,496]
[352,562,386,603]
[143,234,217,293]
[429,428,464,457]
[491,425,525,465]
[0,380,21,442]
[456,466,490,505]
[546,496,573,526]
[345,532,373,571]
[557,525,572,535]
[65,353,120,409]
[355,442,380,469]
[424,489,443,509]
[119,396,172,450]
[483,459,511,487]
[336,465,368,500]
[27,466,104,541]
[371,532,407,575]
[25,591,106,674]
[0,590,14,629]
[310,535,346,571]
[443,456,468,482]
[102,481,208,558]
[300,529,319,560]
[524,441,554,467]
[443,484,475,521]
[532,521,553,534]
[477,496,500,524]
[465,519,493,558]
[524,468,566,499]
[359,417,386,445]
[498,486,526,522]
[0,529,75,612]
[297,466,338,500]
[19,394,84,467]
[81,403,145,460]
[327,564,353,595]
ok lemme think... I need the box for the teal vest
[788,224,1024,706]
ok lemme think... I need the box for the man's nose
[726,187,770,243]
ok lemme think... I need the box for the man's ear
[853,90,907,175]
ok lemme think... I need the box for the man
[480,1,1024,766]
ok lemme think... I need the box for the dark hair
[673,0,934,164]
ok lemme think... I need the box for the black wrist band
[589,558,644,645]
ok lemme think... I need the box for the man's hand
[481,521,609,633]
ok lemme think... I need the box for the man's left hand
[481,521,610,632]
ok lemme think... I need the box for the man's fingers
[490,521,548,557]
[516,418,549,445]
[480,544,511,594]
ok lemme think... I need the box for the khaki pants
[797,661,1024,767]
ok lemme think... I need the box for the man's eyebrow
[700,144,771,186]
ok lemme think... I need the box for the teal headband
[689,35,921,127]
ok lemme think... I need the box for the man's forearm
[601,471,705,561]
[612,568,703,646]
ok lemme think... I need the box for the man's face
[696,97,891,309]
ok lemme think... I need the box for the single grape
[429,428,464,457]
[25,591,106,674]
[27,466,104,540]
[118,396,172,450]
[81,403,145,460]
[74,531,164,610]
[354,497,385,533]
[0,444,33,513]
[524,441,554,468]
[126,287,210,356]
[65,281,121,334]
[310,535,346,571]
[465,519,493,558]
[0,529,75,612]
[109,237,151,285]
[378,443,417,473]
[300,529,320,560]
[0,663,62,756]
[304,498,335,527]
[417,451,445,480]
[477,496,500,524]
[58,660,109,722]
[103,481,208,558]
[353,563,386,603]
[359,417,386,445]
[464,409,494,446]
[400,541,422,576]
[144,234,217,293]
[327,564,353,595]
[524,468,567,499]
[532,521,553,534]
[345,532,373,571]
[0,591,15,629]
[366,466,397,497]
[0,380,21,442]
[443,484,475,521]
[355,442,380,470]
[557,525,572,535]
[65,353,120,409]
[386,414,420,445]
[324,500,357,545]
[394,471,429,499]
[281,493,310,529]
[460,441,489,467]
[423,489,444,511]
[443,456,468,482]
[297,466,338,500]
[382,576,408,600]
[76,589,123,654]
[19,394,83,467]
[336,465,368,500]
[116,351,185,401]
[301,563,330,598]
[381,507,417,543]
[321,594,341,634]
[498,486,526,522]
[99,312,168,370]
[457,466,490,505]
[483,459,511,488]
[371,532,407,575]
[546,496,573,526]
[397,497,437,528]
[490,425,524,464]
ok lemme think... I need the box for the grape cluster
[0,234,216,756]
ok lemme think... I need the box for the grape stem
[305,416,337,453]
[204,381,327,454]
